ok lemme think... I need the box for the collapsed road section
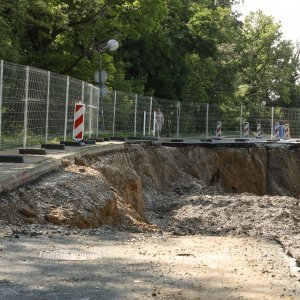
[0,142,300,299]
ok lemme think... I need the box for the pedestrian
[155,108,164,138]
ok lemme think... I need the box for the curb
[0,156,24,163]
[0,143,125,194]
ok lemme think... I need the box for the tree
[236,11,300,107]
[117,0,242,101]
[0,0,25,62]
[23,0,168,87]
[115,0,194,98]
[185,3,242,104]
[2,0,299,110]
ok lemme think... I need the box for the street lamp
[106,39,119,52]
[94,39,119,133]
[268,90,280,103]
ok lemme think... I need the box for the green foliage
[236,11,299,107]
[0,0,299,109]
[0,0,26,61]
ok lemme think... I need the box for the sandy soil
[0,226,299,300]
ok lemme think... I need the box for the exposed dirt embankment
[0,144,300,230]
[1,143,300,262]
[266,146,300,196]
[127,144,300,197]
[131,146,270,195]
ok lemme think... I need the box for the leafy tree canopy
[0,0,299,107]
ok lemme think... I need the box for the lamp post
[95,39,119,133]
[268,90,279,140]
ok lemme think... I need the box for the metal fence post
[143,111,146,137]
[134,94,137,137]
[0,60,3,149]
[112,91,117,136]
[176,101,181,138]
[271,107,274,139]
[153,111,156,137]
[81,81,84,103]
[206,103,209,138]
[64,76,69,141]
[89,85,93,138]
[148,96,153,137]
[96,87,99,138]
[45,71,50,143]
[240,105,243,138]
[23,66,30,148]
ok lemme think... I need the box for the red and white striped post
[216,121,222,138]
[256,122,262,138]
[284,123,290,139]
[274,122,280,139]
[73,103,85,140]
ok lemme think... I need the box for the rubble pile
[0,144,299,263]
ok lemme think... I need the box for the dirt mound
[0,165,119,228]
[0,143,300,263]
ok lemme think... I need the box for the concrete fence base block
[19,148,47,155]
[170,139,184,142]
[60,141,85,147]
[200,138,213,142]
[0,156,24,163]
[80,139,96,145]
[41,144,66,150]
[110,137,126,141]
[96,138,105,142]
[126,136,153,141]
[127,136,142,140]
[104,137,110,141]
[89,138,104,142]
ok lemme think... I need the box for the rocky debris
[61,159,72,167]
[0,145,300,264]
[141,174,300,265]
[0,165,122,228]
[18,207,38,219]
[74,156,88,166]
[45,208,67,225]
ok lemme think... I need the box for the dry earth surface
[0,144,300,299]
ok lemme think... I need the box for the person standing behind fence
[155,108,164,138]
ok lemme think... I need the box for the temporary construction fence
[0,60,99,149]
[0,59,300,149]
[104,95,300,140]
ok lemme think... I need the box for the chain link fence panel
[0,59,300,149]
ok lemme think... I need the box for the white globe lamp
[107,39,119,52]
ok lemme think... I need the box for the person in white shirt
[155,108,164,138]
